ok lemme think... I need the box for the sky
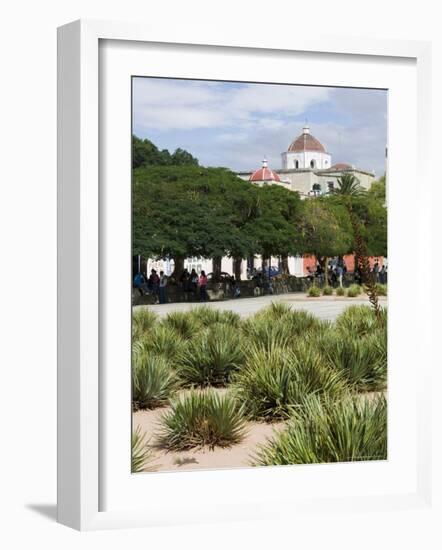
[132,77,387,177]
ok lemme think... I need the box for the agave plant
[132,308,158,339]
[158,390,247,450]
[317,327,387,391]
[161,310,199,340]
[254,302,293,321]
[134,325,186,366]
[132,351,179,409]
[178,323,245,386]
[131,426,155,473]
[189,306,241,328]
[346,284,362,298]
[241,318,293,351]
[307,285,321,297]
[233,342,345,421]
[253,393,387,466]
[335,304,386,336]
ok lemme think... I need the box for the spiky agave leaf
[132,307,158,339]
[335,304,386,337]
[252,393,387,466]
[178,323,245,386]
[232,342,346,421]
[131,426,155,473]
[132,352,179,409]
[317,328,387,391]
[161,310,199,340]
[158,390,247,450]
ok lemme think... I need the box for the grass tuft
[307,285,321,297]
[158,390,247,450]
[132,351,179,409]
[233,342,345,421]
[253,393,387,466]
[178,323,245,386]
[131,426,155,472]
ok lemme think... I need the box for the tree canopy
[132,135,199,169]
[132,140,387,275]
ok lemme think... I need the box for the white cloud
[133,78,387,177]
[133,78,330,132]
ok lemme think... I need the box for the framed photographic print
[57,19,433,530]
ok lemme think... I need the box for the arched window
[310,159,316,168]
[295,160,299,169]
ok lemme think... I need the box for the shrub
[241,318,293,351]
[254,301,292,321]
[134,325,186,365]
[322,286,333,296]
[346,284,362,297]
[158,390,247,450]
[336,286,345,296]
[131,426,155,472]
[253,393,387,466]
[178,323,245,386]
[233,343,345,421]
[285,309,326,336]
[132,352,179,408]
[132,308,158,338]
[317,328,387,391]
[376,283,388,296]
[189,306,241,327]
[307,285,321,297]
[161,310,199,339]
[335,305,386,337]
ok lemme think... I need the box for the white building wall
[282,150,331,170]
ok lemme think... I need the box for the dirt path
[133,405,284,473]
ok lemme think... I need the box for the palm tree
[333,173,365,196]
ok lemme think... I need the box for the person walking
[159,270,168,304]
[198,270,208,302]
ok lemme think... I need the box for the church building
[238,125,376,196]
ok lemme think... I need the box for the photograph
[130,77,388,473]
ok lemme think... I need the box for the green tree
[331,172,387,316]
[133,166,256,279]
[299,198,353,285]
[132,135,199,169]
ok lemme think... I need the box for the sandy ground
[133,401,285,473]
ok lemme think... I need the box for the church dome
[287,125,326,153]
[250,159,281,182]
[329,162,353,170]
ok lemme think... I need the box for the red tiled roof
[330,162,353,170]
[250,166,281,182]
[288,132,326,153]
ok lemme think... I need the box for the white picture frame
[57,19,434,531]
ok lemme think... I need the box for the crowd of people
[306,260,388,287]
[133,268,209,304]
[133,259,387,304]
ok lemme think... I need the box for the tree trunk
[324,257,329,287]
[171,256,184,282]
[233,257,243,281]
[280,256,289,275]
[212,256,222,282]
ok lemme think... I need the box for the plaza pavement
[134,292,387,322]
